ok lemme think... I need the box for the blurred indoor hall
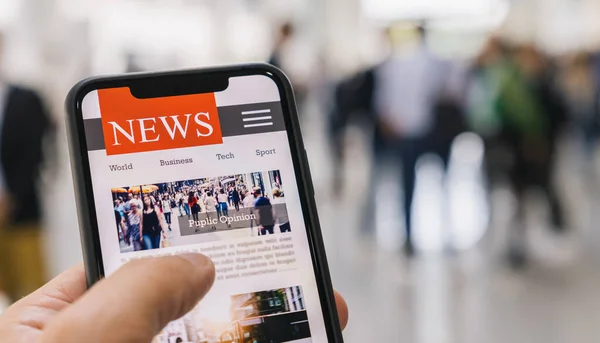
[1,0,600,342]
[309,114,600,342]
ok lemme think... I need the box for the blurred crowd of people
[329,24,600,267]
[0,11,597,310]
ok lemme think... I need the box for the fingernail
[180,253,212,267]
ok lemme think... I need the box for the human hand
[0,254,348,343]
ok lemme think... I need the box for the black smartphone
[65,64,343,343]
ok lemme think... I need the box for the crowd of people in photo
[113,174,291,251]
[178,181,290,236]
[113,192,168,252]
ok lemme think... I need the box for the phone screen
[79,74,329,342]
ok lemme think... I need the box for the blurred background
[1,0,600,342]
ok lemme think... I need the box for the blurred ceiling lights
[362,0,510,30]
[0,0,21,29]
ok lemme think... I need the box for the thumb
[43,254,215,343]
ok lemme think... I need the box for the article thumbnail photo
[112,170,290,253]
[152,286,311,343]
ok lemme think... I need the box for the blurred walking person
[495,44,567,267]
[242,189,254,209]
[331,64,383,230]
[218,189,229,217]
[114,199,127,243]
[175,191,185,216]
[466,37,514,188]
[328,68,376,198]
[161,195,172,231]
[243,189,257,234]
[122,193,133,227]
[373,24,450,256]
[272,188,290,233]
[204,191,217,231]
[228,186,234,207]
[127,202,143,251]
[232,187,241,211]
[218,189,230,228]
[183,190,191,218]
[559,52,599,174]
[254,189,275,235]
[198,189,207,213]
[0,33,54,301]
[189,191,200,223]
[268,22,308,116]
[142,196,164,250]
[132,194,143,210]
[268,22,294,69]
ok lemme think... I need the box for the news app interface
[81,75,327,343]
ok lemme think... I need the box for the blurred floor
[302,98,600,342]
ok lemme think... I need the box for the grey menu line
[243,116,272,122]
[244,122,274,128]
[241,109,271,115]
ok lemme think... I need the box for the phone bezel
[65,63,344,342]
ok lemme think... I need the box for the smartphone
[65,64,343,343]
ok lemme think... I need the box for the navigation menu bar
[83,101,286,152]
